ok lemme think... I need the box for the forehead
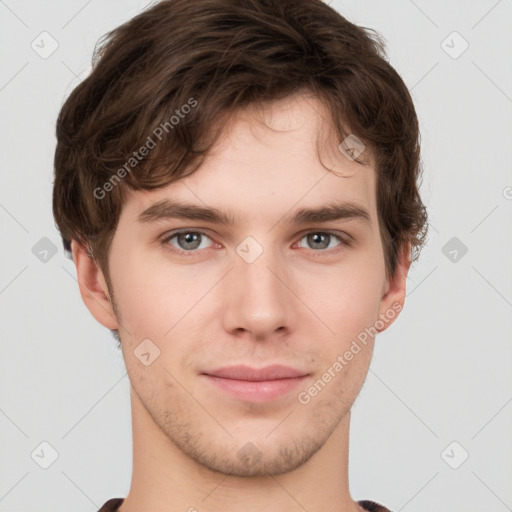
[121,93,378,228]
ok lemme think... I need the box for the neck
[119,386,360,512]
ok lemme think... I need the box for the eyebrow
[137,198,371,226]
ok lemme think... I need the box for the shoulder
[358,499,393,512]
[97,497,125,512]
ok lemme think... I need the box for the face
[76,93,409,477]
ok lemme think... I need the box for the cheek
[109,249,214,346]
[112,258,203,392]
[108,247,171,340]
[305,264,381,397]
[296,256,384,342]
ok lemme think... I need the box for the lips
[203,364,308,381]
[201,365,309,402]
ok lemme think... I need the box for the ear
[71,240,119,330]
[377,241,411,333]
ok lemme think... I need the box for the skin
[72,92,410,512]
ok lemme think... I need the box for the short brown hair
[52,0,428,282]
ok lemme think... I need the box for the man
[52,1,428,511]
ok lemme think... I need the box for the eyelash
[160,229,352,257]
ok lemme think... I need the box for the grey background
[0,0,511,511]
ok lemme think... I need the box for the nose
[220,240,297,341]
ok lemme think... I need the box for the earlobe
[377,242,411,333]
[71,240,119,330]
